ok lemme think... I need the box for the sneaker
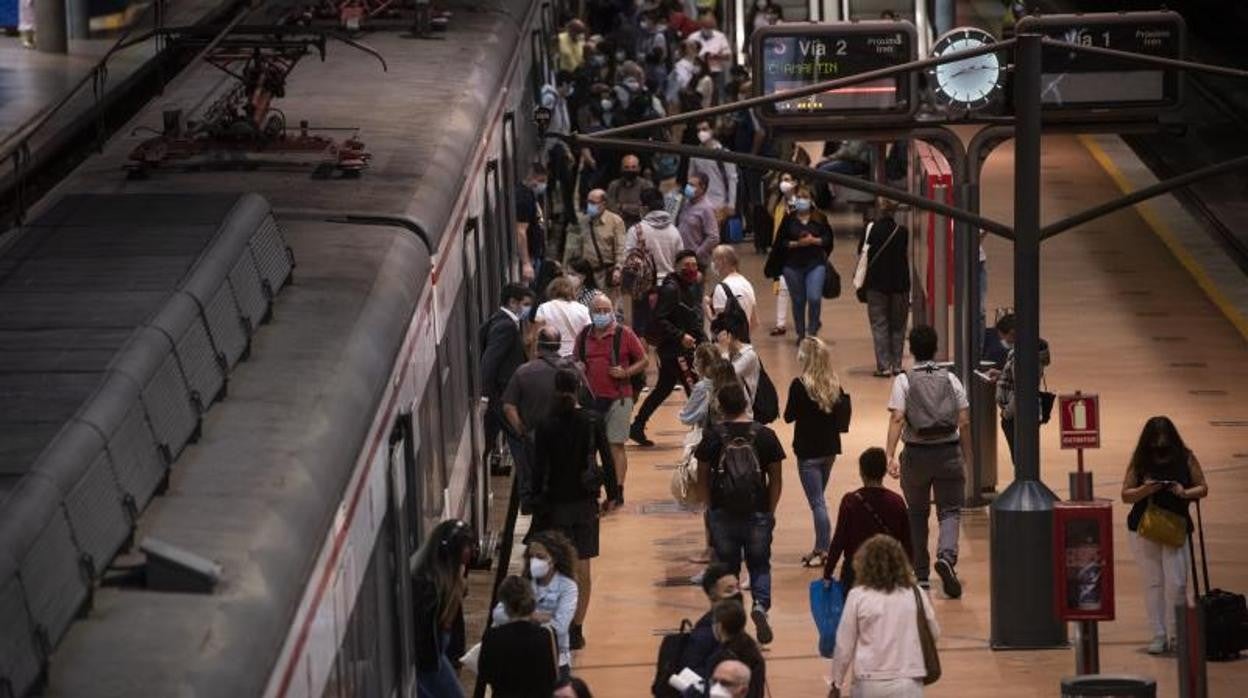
[872,368,892,378]
[690,571,706,586]
[1147,635,1167,655]
[917,578,931,590]
[628,423,654,447]
[570,623,586,650]
[769,326,787,336]
[751,607,774,645]
[934,558,962,599]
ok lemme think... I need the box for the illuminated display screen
[753,22,917,124]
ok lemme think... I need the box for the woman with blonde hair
[784,337,847,567]
[830,535,938,698]
[534,274,592,357]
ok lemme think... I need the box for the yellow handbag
[1138,501,1187,548]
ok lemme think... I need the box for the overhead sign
[1059,393,1100,449]
[752,21,918,127]
[1016,11,1185,116]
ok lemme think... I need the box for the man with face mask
[989,313,1051,462]
[695,13,731,96]
[689,121,739,218]
[678,173,721,273]
[566,188,627,299]
[707,659,753,698]
[630,250,706,446]
[573,293,648,504]
[606,154,656,228]
[503,327,578,513]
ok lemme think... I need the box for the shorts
[603,397,634,443]
[533,499,600,559]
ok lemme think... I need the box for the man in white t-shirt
[884,324,971,600]
[706,245,757,342]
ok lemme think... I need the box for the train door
[483,160,505,313]
[501,113,519,281]
[388,414,418,695]
[461,217,491,563]
[415,364,445,539]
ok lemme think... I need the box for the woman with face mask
[1121,417,1207,655]
[493,530,581,678]
[765,185,835,343]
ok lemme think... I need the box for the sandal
[800,551,827,568]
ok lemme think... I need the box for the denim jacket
[492,572,579,667]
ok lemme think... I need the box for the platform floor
[564,135,1248,697]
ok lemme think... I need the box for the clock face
[929,28,1003,110]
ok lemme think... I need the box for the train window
[416,377,444,536]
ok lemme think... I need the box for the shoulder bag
[1138,499,1187,548]
[913,586,942,685]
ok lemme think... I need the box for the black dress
[478,620,559,697]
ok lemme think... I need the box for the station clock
[928,27,1005,112]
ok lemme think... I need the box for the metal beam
[1041,153,1248,240]
[567,134,1015,239]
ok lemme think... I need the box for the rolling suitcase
[1189,499,1248,660]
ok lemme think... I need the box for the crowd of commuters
[409,2,1217,696]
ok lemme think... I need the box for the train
[0,0,551,696]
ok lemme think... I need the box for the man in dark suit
[480,283,535,474]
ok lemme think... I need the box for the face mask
[614,50,627,62]
[533,181,547,196]
[586,203,601,218]
[701,28,714,38]
[529,557,551,579]
[591,55,606,67]
[697,129,713,144]
[709,683,733,698]
[683,183,697,198]
[726,591,744,605]
[793,197,812,212]
[657,23,668,32]
[622,170,638,181]
[623,77,641,91]
[680,267,699,284]
[600,98,613,112]
[592,312,613,329]
[518,303,533,317]
[778,180,795,194]
[558,83,573,97]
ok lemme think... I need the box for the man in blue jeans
[694,382,784,645]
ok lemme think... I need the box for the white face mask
[529,557,551,579]
[697,129,713,144]
[709,683,733,698]
[779,180,795,194]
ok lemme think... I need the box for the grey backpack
[904,366,959,443]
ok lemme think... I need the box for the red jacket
[823,486,913,580]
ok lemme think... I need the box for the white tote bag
[852,222,875,291]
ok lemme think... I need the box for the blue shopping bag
[809,578,846,658]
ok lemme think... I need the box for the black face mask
[725,592,744,605]
[622,171,638,181]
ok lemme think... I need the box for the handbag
[913,586,941,685]
[670,426,704,507]
[809,579,846,658]
[1139,500,1187,548]
[822,258,841,299]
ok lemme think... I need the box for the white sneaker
[1147,635,1167,655]
[690,571,705,586]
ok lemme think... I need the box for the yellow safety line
[1079,133,1248,342]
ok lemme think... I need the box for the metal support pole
[989,33,1066,650]
[68,0,88,39]
[1070,466,1099,674]
[1176,602,1207,698]
[35,0,69,54]
[932,184,949,361]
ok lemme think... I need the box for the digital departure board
[1016,11,1185,115]
[752,21,918,127]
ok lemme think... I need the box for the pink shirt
[830,586,940,689]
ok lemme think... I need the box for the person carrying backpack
[695,382,785,646]
[884,325,972,599]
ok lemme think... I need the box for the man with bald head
[709,659,751,698]
[605,153,655,228]
[566,188,627,300]
[502,326,576,512]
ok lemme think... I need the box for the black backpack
[752,366,779,425]
[712,282,750,344]
[651,619,694,697]
[711,423,766,516]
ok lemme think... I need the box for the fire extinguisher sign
[1059,393,1101,450]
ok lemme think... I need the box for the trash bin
[1060,675,1156,698]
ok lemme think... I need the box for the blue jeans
[798,457,834,552]
[416,632,463,698]
[782,263,827,338]
[709,510,775,611]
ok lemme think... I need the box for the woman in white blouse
[830,535,939,698]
